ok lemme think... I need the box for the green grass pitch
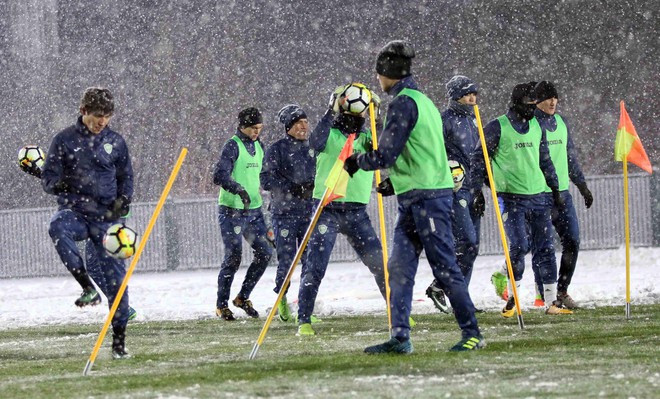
[0,305,658,398]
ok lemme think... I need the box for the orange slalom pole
[249,188,331,360]
[474,106,524,329]
[83,148,188,375]
[368,101,392,330]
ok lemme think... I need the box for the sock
[543,284,557,307]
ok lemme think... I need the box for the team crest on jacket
[318,224,328,234]
[280,229,289,238]
[308,149,315,158]
[459,199,468,208]
[103,143,113,154]
[502,212,508,222]
[234,226,241,234]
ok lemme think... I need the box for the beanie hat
[510,82,536,105]
[534,81,559,102]
[277,104,307,132]
[238,107,263,128]
[375,40,416,79]
[445,75,479,100]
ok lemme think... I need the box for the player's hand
[291,181,314,199]
[473,189,485,217]
[237,188,251,210]
[108,195,131,221]
[576,182,593,209]
[343,153,360,177]
[376,178,395,197]
[328,85,347,114]
[19,162,42,178]
[53,181,70,195]
[552,188,565,208]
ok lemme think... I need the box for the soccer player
[19,150,137,322]
[469,82,572,316]
[40,87,134,358]
[295,84,387,336]
[530,81,593,309]
[260,104,316,322]
[425,75,485,313]
[213,107,273,321]
[345,40,483,353]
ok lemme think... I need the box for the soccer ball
[103,223,138,259]
[339,83,372,114]
[448,160,465,192]
[18,145,46,170]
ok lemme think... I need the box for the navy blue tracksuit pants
[389,192,480,340]
[532,190,580,296]
[272,214,311,294]
[48,209,129,330]
[452,188,481,285]
[499,194,557,284]
[216,206,273,309]
[297,204,386,324]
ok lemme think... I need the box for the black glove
[344,153,360,177]
[576,182,593,209]
[19,162,42,178]
[108,195,131,221]
[237,188,251,210]
[291,181,314,199]
[53,181,70,195]
[552,189,565,208]
[375,178,395,197]
[473,189,485,217]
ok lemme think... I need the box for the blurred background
[1,0,658,209]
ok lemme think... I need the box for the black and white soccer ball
[18,145,46,170]
[339,83,372,114]
[103,223,138,259]
[448,160,465,192]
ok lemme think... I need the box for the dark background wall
[1,0,658,209]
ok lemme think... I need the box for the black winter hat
[375,40,416,79]
[238,107,263,128]
[446,75,479,100]
[534,81,559,102]
[277,104,307,132]
[510,82,536,105]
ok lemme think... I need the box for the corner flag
[323,133,355,205]
[615,101,652,174]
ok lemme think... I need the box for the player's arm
[356,95,417,171]
[212,139,243,194]
[539,129,559,192]
[309,111,334,152]
[260,142,296,193]
[41,136,68,195]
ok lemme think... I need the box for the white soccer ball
[18,145,46,170]
[339,83,372,114]
[103,223,138,259]
[448,160,465,192]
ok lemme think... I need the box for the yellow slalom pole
[83,148,188,375]
[368,101,392,330]
[249,188,332,360]
[622,160,631,319]
[474,106,524,329]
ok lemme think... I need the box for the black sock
[72,270,94,291]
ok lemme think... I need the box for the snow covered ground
[1,246,658,330]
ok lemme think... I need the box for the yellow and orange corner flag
[322,133,356,205]
[615,101,652,174]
